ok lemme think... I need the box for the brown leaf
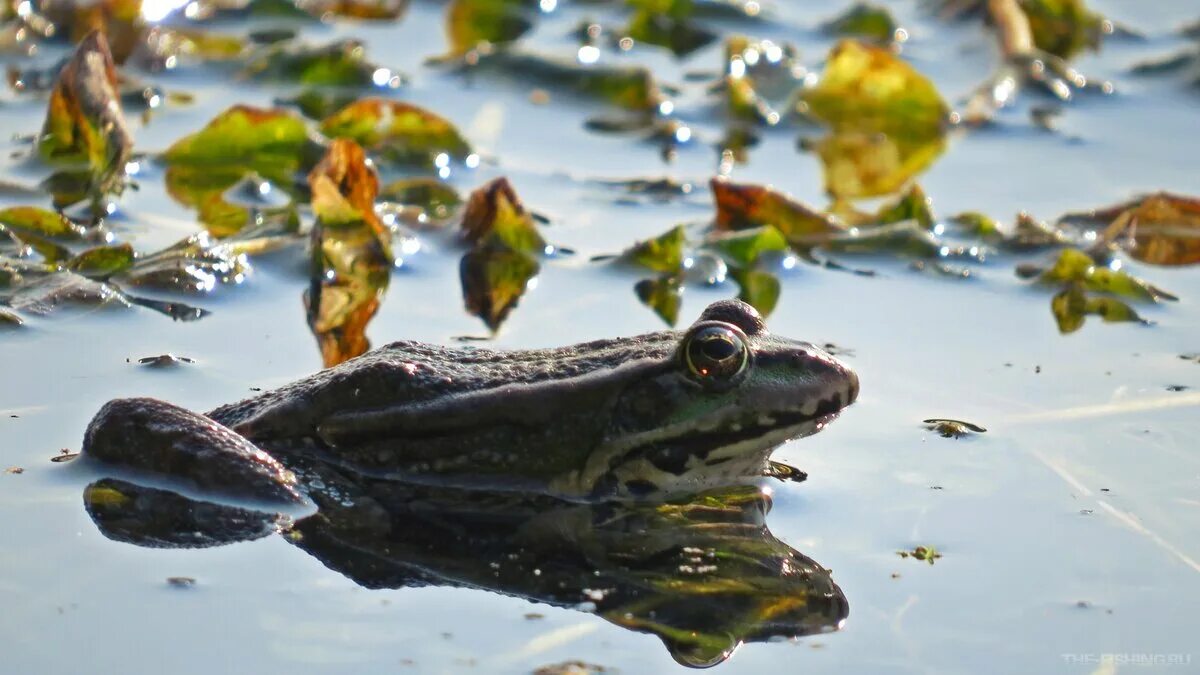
[460,177,546,254]
[710,178,841,243]
[1083,193,1200,267]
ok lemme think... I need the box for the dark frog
[81,300,859,502]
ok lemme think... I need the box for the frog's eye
[682,323,750,388]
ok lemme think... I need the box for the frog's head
[588,300,859,498]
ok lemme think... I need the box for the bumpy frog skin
[83,300,859,501]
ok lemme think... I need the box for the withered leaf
[460,177,546,255]
[710,178,840,243]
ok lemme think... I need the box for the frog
[80,299,859,502]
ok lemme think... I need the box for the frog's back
[207,335,677,440]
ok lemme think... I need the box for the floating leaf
[1063,193,1200,267]
[710,179,840,243]
[162,105,313,236]
[320,98,472,168]
[0,207,79,238]
[625,0,716,57]
[923,418,987,438]
[445,0,532,55]
[281,89,361,120]
[634,274,682,326]
[897,545,942,564]
[0,308,23,326]
[117,231,261,292]
[1032,248,1176,302]
[801,39,949,137]
[820,3,902,45]
[621,225,686,273]
[380,178,462,222]
[473,51,663,112]
[243,39,391,87]
[822,221,943,259]
[461,177,546,255]
[951,211,1002,239]
[305,139,392,367]
[703,225,787,267]
[38,31,132,211]
[730,267,779,316]
[67,243,135,278]
[461,243,538,332]
[1051,282,1146,334]
[1020,0,1103,60]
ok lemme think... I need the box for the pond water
[2,0,1200,673]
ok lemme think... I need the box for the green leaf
[634,274,682,326]
[951,211,1002,239]
[474,52,663,112]
[320,98,472,169]
[243,39,390,87]
[445,0,532,56]
[624,2,716,57]
[704,226,787,267]
[0,207,78,238]
[461,178,546,256]
[822,221,942,259]
[1036,248,1176,302]
[621,225,686,273]
[1020,0,1103,59]
[67,243,135,278]
[730,268,780,316]
[380,178,462,221]
[1051,283,1147,334]
[873,185,935,230]
[820,3,901,44]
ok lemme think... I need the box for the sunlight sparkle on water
[140,0,188,22]
[577,45,600,64]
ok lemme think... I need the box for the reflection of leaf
[1063,193,1200,267]
[243,39,389,87]
[621,225,685,273]
[37,31,132,210]
[1051,283,1146,334]
[68,243,135,278]
[305,139,392,367]
[162,105,311,236]
[730,267,779,316]
[461,244,539,332]
[1033,248,1176,302]
[820,3,901,45]
[634,274,682,326]
[873,184,935,229]
[320,98,472,168]
[461,177,546,255]
[813,132,946,201]
[445,0,531,56]
[704,225,787,267]
[711,178,840,243]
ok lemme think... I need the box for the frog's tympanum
[76,299,858,667]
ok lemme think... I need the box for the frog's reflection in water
[83,464,848,668]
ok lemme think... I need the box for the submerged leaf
[710,179,840,243]
[472,52,663,112]
[305,139,392,367]
[320,98,472,168]
[1051,283,1146,334]
[38,31,133,210]
[634,274,682,326]
[621,225,686,273]
[243,39,391,87]
[380,178,462,222]
[461,177,546,255]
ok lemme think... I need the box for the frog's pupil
[701,336,736,361]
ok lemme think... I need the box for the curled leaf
[1033,248,1176,302]
[305,139,392,367]
[461,177,546,255]
[38,30,133,210]
[711,178,840,243]
[1064,193,1200,267]
[320,98,473,169]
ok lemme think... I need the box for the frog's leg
[81,397,307,508]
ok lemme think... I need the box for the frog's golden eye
[683,323,750,388]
